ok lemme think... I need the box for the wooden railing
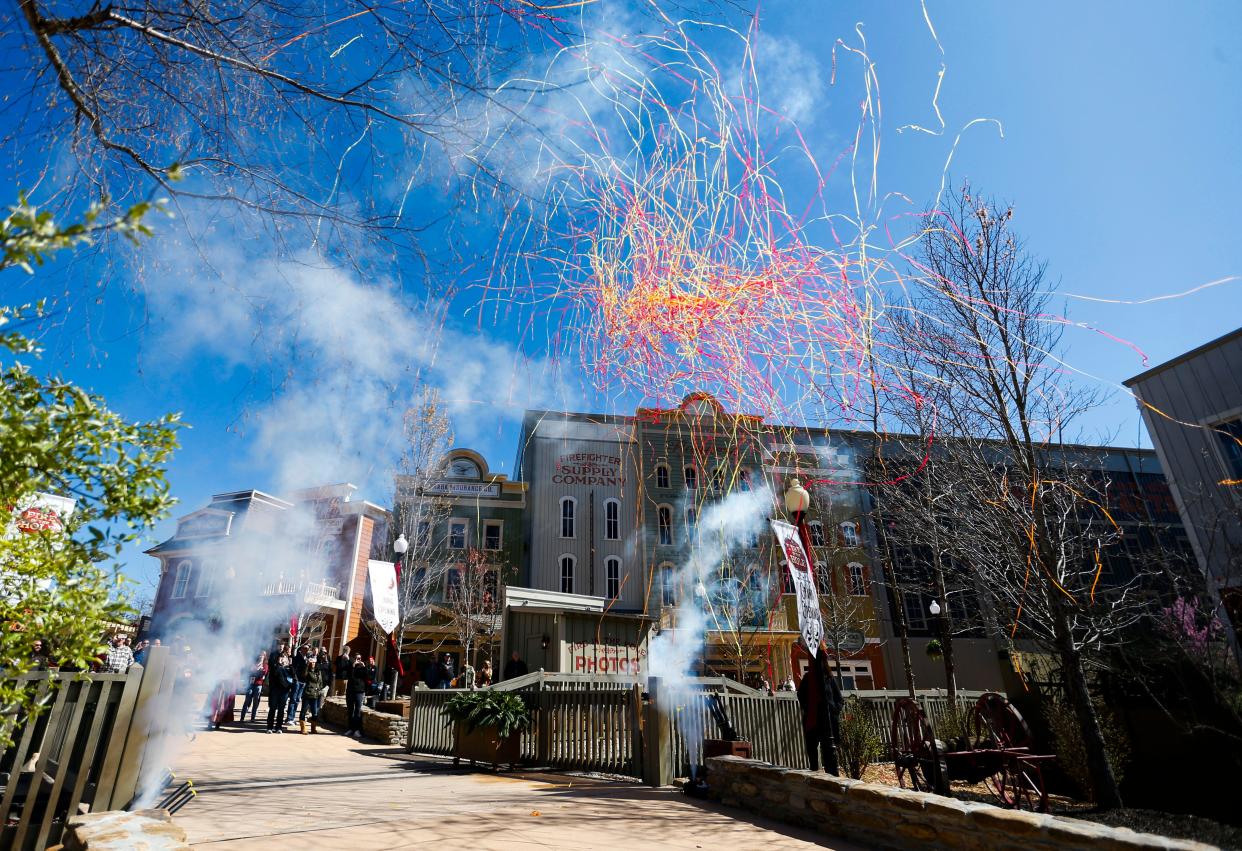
[0,647,178,850]
[405,688,467,756]
[847,690,986,751]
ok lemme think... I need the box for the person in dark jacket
[345,654,369,738]
[502,651,528,681]
[334,648,352,697]
[286,645,309,724]
[267,651,294,733]
[423,656,442,689]
[300,650,329,734]
[796,640,844,774]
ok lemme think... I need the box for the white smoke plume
[646,486,774,772]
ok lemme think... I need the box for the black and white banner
[771,519,824,656]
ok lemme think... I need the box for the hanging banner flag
[771,519,824,657]
[368,559,400,635]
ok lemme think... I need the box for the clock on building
[446,458,481,479]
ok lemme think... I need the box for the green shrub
[442,690,531,739]
[1043,698,1129,801]
[837,695,883,779]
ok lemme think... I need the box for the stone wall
[705,757,1215,851]
[56,809,188,850]
[319,697,409,746]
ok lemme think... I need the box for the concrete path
[171,718,868,849]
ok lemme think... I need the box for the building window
[416,520,431,548]
[657,505,673,546]
[780,561,794,594]
[483,520,503,551]
[903,592,928,632]
[824,660,873,691]
[195,566,214,598]
[814,562,831,595]
[684,466,698,490]
[739,469,752,491]
[656,464,670,489]
[606,557,621,599]
[483,570,498,612]
[448,519,467,550]
[412,567,428,598]
[560,497,576,539]
[660,564,676,606]
[171,560,193,599]
[1215,417,1242,479]
[685,505,697,534]
[447,567,462,599]
[560,555,575,594]
[809,521,825,547]
[848,562,867,596]
[840,521,859,548]
[605,499,620,541]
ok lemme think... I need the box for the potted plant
[925,638,944,660]
[442,690,530,770]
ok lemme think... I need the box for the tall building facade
[1126,327,1242,633]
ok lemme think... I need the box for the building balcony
[261,577,347,610]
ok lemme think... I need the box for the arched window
[657,505,673,546]
[605,557,621,599]
[171,560,193,599]
[660,564,676,606]
[683,466,698,490]
[655,464,670,489]
[560,497,576,539]
[605,499,620,541]
[840,521,859,548]
[779,560,794,594]
[848,562,867,596]
[685,505,697,534]
[739,469,752,492]
[808,520,825,547]
[560,554,575,594]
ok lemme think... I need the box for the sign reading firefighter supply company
[367,560,400,635]
[771,519,824,657]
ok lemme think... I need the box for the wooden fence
[405,677,990,784]
[0,647,178,850]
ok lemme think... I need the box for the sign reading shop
[423,481,501,498]
[552,453,625,487]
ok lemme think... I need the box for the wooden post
[642,676,673,787]
[104,645,175,810]
[536,690,552,765]
[629,683,643,777]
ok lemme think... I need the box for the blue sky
[3,1,1240,594]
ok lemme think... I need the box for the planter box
[453,722,521,770]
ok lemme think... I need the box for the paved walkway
[171,718,867,849]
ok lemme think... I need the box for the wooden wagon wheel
[969,693,1046,811]
[891,698,948,795]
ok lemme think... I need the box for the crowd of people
[24,632,162,674]
[214,644,382,737]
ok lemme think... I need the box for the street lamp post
[927,598,957,706]
[387,533,410,698]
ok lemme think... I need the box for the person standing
[287,645,309,724]
[300,650,328,734]
[345,654,368,738]
[334,646,352,697]
[475,659,493,688]
[30,639,49,671]
[240,651,268,723]
[104,634,135,673]
[502,650,528,681]
[267,651,293,733]
[796,641,844,775]
[440,654,455,689]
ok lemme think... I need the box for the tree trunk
[1051,596,1123,808]
[932,565,957,708]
